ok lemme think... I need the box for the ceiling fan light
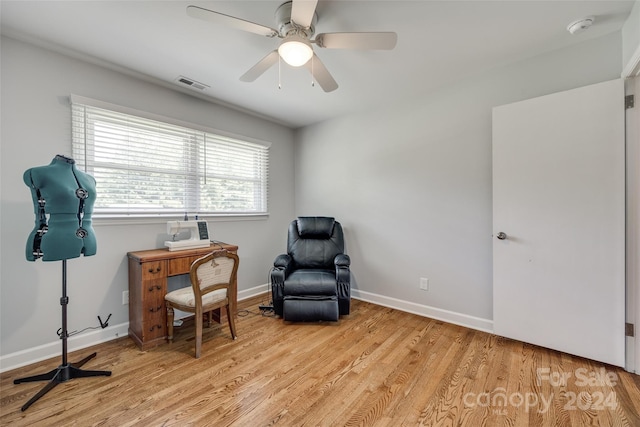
[278,35,313,67]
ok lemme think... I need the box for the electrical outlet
[122,290,129,305]
[419,277,429,291]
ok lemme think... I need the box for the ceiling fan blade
[304,54,338,92]
[291,0,318,29]
[187,5,278,38]
[240,50,280,82]
[315,32,398,50]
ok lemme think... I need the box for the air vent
[175,75,209,91]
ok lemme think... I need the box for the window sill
[93,213,269,227]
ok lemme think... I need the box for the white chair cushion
[165,287,227,308]
[197,257,235,285]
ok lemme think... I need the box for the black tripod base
[13,352,111,411]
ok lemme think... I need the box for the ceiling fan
[186,0,397,92]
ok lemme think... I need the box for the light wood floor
[2,295,640,426]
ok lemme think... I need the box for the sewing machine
[164,220,210,251]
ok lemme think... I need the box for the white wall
[0,26,630,370]
[294,32,623,327]
[0,36,295,369]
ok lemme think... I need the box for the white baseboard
[241,285,495,335]
[352,289,494,334]
[238,283,270,301]
[0,285,272,374]
[1,285,491,373]
[0,322,129,374]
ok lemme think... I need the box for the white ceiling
[1,1,635,128]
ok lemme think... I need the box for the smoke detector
[567,16,595,35]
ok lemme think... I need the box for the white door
[492,78,625,367]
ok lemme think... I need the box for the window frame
[70,94,271,221]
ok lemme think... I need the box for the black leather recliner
[271,217,351,321]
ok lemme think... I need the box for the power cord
[258,267,276,316]
[233,268,278,318]
[259,305,276,317]
[237,308,275,317]
[57,313,111,338]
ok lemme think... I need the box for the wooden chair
[165,250,238,358]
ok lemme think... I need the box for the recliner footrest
[283,296,339,322]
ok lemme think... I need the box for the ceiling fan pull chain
[311,55,315,87]
[278,55,282,90]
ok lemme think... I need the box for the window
[71,96,269,218]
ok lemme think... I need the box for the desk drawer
[168,256,197,276]
[141,261,165,280]
[167,249,237,276]
[141,279,166,341]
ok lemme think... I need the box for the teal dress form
[24,155,97,261]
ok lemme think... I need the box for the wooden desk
[127,243,238,350]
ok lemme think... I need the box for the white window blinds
[71,96,269,217]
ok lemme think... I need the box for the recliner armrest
[274,254,292,268]
[334,254,350,267]
[272,254,292,285]
[334,253,351,315]
[334,254,350,288]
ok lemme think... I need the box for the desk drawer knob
[149,305,162,313]
[147,285,162,292]
[148,267,161,273]
[149,324,162,332]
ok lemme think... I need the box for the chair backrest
[287,217,344,269]
[190,250,239,301]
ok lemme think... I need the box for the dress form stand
[15,155,111,411]
[13,261,112,411]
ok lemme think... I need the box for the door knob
[496,232,507,240]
